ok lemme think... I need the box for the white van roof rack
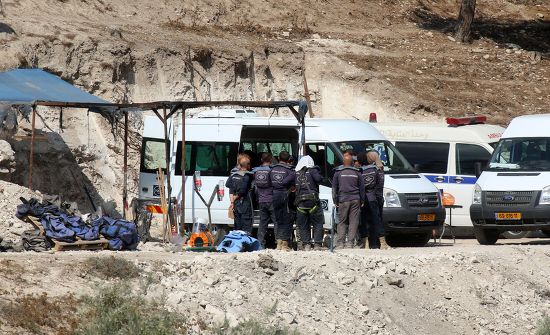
[196,109,258,118]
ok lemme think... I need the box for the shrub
[76,283,186,335]
[0,292,78,334]
[212,319,300,335]
[537,316,550,335]
[83,256,140,280]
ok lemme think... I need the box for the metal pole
[123,111,128,219]
[28,105,36,190]
[162,108,173,232]
[303,71,314,118]
[180,109,186,235]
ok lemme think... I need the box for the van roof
[502,113,550,139]
[143,116,386,142]
[371,122,504,144]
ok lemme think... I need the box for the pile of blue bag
[217,231,261,253]
[16,198,139,251]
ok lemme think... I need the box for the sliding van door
[447,143,492,226]
[173,123,242,226]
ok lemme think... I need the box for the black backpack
[294,169,319,209]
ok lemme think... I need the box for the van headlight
[539,186,550,205]
[473,184,482,205]
[383,188,401,208]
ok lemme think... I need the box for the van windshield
[489,138,550,171]
[335,141,416,174]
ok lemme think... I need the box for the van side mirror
[474,162,483,179]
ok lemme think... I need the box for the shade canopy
[0,68,109,106]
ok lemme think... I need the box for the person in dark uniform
[270,151,296,251]
[226,157,253,233]
[368,150,389,249]
[358,151,384,249]
[294,155,325,251]
[252,152,276,248]
[332,155,365,249]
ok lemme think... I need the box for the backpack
[294,169,319,210]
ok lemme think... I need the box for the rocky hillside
[0,0,548,207]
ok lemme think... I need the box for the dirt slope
[1,243,550,334]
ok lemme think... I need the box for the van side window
[306,143,341,186]
[140,138,168,173]
[395,142,449,174]
[175,142,238,176]
[456,144,491,176]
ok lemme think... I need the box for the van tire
[385,233,431,247]
[474,227,499,245]
[502,230,528,239]
[541,229,550,238]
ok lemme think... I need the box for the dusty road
[1,237,549,334]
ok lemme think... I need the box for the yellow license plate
[418,214,436,222]
[495,212,522,220]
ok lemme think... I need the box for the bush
[537,316,550,335]
[76,283,186,335]
[0,292,79,334]
[83,256,140,280]
[212,319,300,335]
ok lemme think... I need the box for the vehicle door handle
[454,177,463,184]
[435,176,445,182]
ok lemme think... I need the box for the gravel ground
[1,239,549,335]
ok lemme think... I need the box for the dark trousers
[376,195,385,236]
[336,199,361,247]
[297,204,324,245]
[233,198,252,233]
[366,200,382,249]
[273,192,292,240]
[258,202,277,247]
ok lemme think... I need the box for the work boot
[280,240,291,252]
[276,240,282,250]
[364,239,370,249]
[380,237,390,250]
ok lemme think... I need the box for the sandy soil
[1,239,550,334]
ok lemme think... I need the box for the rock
[358,304,370,315]
[483,54,490,60]
[416,69,423,74]
[385,276,404,288]
[257,254,279,271]
[537,13,544,20]
[447,35,456,42]
[282,31,290,38]
[311,33,321,39]
[387,261,397,272]
[470,257,480,264]
[340,275,356,286]
[471,48,485,53]
[373,267,387,277]
[201,276,219,287]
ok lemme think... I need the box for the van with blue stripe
[371,115,504,236]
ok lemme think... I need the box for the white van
[372,116,504,235]
[471,114,550,245]
[137,112,445,247]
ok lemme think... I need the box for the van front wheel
[385,233,431,247]
[474,227,499,245]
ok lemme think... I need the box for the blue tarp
[0,69,109,105]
